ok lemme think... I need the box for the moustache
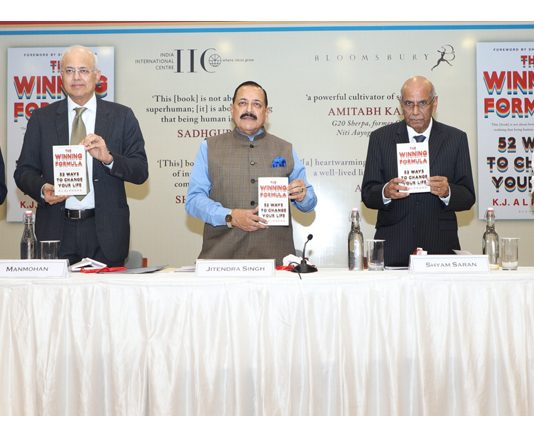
[240,112,257,120]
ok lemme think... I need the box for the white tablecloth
[1,268,533,415]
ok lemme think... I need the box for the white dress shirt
[65,95,97,210]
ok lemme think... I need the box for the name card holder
[0,259,70,278]
[196,259,275,277]
[409,254,489,273]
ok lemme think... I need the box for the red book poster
[476,42,534,219]
[258,177,289,226]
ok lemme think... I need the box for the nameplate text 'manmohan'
[0,259,70,278]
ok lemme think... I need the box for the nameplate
[409,254,489,273]
[196,259,275,277]
[0,259,70,278]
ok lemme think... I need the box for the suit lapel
[392,122,410,179]
[56,100,69,145]
[95,98,111,139]
[428,119,445,173]
[395,121,410,145]
[93,99,111,178]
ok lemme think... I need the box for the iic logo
[175,48,221,73]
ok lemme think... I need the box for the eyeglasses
[62,67,94,77]
[399,96,436,110]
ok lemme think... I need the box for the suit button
[251,178,256,184]
[250,200,256,206]
[250,144,254,148]
[250,161,255,165]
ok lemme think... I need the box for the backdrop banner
[2,24,534,267]
[476,41,534,219]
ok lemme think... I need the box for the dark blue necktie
[413,135,426,142]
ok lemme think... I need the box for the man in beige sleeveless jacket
[186,81,317,265]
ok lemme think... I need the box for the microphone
[293,234,318,274]
[302,234,313,260]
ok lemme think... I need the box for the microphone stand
[296,259,318,273]
[292,234,318,274]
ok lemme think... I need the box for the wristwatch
[225,214,233,228]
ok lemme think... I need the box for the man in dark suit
[14,45,148,266]
[362,76,475,267]
[0,149,6,205]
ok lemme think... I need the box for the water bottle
[348,207,364,270]
[482,207,499,267]
[20,210,38,259]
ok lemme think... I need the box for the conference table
[1,267,533,415]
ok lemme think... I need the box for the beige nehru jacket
[199,129,295,265]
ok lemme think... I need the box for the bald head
[399,75,438,133]
[400,76,436,100]
[61,45,98,69]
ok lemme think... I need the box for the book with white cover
[53,145,88,196]
[397,141,430,193]
[258,177,289,226]
[70,257,106,272]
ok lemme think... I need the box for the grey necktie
[71,107,89,199]
[413,135,426,142]
[71,107,87,145]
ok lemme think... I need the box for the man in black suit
[15,45,148,266]
[362,76,475,267]
[0,149,6,205]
